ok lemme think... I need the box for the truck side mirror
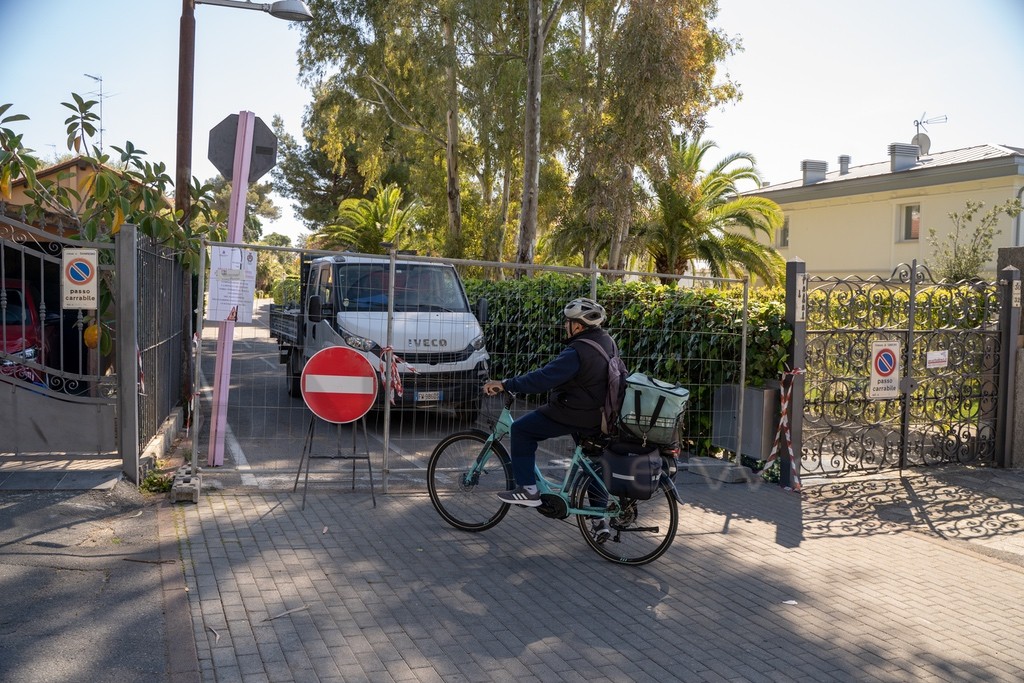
[308,295,323,323]
[475,297,488,324]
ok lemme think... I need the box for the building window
[901,204,920,241]
[776,217,790,248]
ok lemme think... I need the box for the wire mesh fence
[193,244,753,494]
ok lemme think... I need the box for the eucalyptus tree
[298,0,475,256]
[640,134,785,285]
[555,0,739,271]
[460,0,529,263]
[515,0,565,265]
[270,114,371,234]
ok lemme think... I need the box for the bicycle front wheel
[427,430,514,532]
[573,473,678,566]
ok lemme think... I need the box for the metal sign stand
[292,413,376,509]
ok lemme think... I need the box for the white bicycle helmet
[563,297,607,327]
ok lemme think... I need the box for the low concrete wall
[140,406,184,475]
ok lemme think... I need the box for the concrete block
[685,456,755,483]
[170,463,201,503]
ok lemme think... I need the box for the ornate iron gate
[800,261,1018,476]
[0,213,118,456]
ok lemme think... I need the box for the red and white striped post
[762,367,804,492]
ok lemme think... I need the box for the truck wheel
[287,350,302,398]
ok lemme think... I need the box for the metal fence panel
[194,243,753,493]
[136,236,185,452]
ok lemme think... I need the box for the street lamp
[174,0,312,411]
[175,0,312,226]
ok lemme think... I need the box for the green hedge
[464,274,790,454]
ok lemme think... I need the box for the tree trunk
[442,13,462,257]
[607,162,633,271]
[516,0,563,268]
[496,160,512,273]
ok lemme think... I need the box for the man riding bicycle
[483,297,619,541]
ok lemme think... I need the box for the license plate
[416,390,441,402]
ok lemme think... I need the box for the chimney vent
[839,155,851,175]
[888,143,920,172]
[801,160,828,185]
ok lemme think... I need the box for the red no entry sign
[301,347,378,423]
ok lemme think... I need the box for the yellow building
[748,143,1024,279]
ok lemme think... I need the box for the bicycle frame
[467,399,618,520]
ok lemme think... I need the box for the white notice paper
[207,247,257,322]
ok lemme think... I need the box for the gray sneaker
[591,518,612,544]
[496,486,542,507]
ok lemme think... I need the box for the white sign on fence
[61,248,98,309]
[868,340,901,400]
[207,246,257,322]
[926,349,949,369]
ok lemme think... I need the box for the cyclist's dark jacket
[502,326,617,430]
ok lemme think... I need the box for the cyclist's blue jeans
[509,411,607,509]
[508,410,577,487]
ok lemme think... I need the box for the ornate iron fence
[798,261,1017,476]
[0,210,118,457]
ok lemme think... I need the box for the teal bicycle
[426,393,681,565]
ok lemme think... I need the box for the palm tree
[639,134,784,285]
[309,183,422,254]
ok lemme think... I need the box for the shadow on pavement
[0,484,182,683]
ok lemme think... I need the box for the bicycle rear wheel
[427,430,514,532]
[572,473,678,566]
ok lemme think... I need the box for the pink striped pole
[208,111,255,467]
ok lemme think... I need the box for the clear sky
[706,0,1024,187]
[2,1,1023,242]
[1,0,311,240]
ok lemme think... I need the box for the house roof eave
[747,153,1024,205]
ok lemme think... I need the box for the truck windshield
[337,264,471,313]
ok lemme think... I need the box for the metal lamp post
[174,0,312,414]
[175,0,312,233]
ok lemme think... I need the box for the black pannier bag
[600,440,662,500]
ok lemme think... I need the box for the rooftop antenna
[83,73,106,153]
[912,112,946,155]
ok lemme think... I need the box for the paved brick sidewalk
[171,466,1024,683]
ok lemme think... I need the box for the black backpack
[575,337,629,436]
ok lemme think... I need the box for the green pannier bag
[618,373,691,446]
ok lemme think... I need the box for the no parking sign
[869,340,901,400]
[62,248,98,309]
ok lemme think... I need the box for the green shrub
[140,469,172,493]
[272,275,302,307]
[464,274,789,455]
